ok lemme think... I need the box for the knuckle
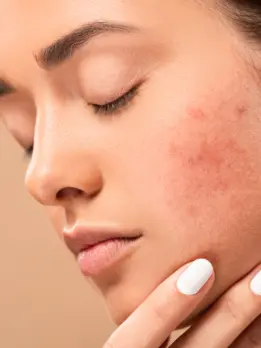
[152,300,170,325]
[220,293,246,323]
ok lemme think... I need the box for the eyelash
[91,84,140,115]
[24,84,141,158]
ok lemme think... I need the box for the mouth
[78,235,142,276]
[63,225,143,276]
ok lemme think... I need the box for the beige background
[0,124,116,347]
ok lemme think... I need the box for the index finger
[103,259,214,348]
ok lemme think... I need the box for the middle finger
[173,265,261,347]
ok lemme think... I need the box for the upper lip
[63,224,143,255]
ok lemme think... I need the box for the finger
[230,315,261,347]
[103,259,214,348]
[159,337,171,348]
[172,265,261,348]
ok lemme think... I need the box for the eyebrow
[35,20,139,70]
[0,21,139,98]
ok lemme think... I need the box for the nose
[25,156,103,205]
[25,105,103,207]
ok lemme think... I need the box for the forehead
[0,0,144,48]
[0,0,155,85]
[0,0,211,86]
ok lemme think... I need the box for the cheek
[133,94,261,266]
[152,100,261,218]
[127,96,261,311]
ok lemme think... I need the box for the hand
[103,258,261,348]
[174,263,261,347]
[103,258,214,348]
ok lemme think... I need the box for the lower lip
[77,237,141,276]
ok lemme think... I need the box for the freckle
[236,105,247,120]
[187,106,206,120]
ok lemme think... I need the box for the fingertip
[250,270,261,296]
[176,259,214,296]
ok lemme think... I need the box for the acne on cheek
[164,102,253,207]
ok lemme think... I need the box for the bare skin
[103,261,261,347]
[2,0,261,345]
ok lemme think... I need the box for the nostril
[56,187,84,200]
[56,187,100,201]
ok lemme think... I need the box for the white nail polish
[250,270,261,296]
[176,259,213,296]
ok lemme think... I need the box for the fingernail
[250,270,261,295]
[176,259,213,296]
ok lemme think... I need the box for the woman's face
[2,0,261,325]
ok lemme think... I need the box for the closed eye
[91,84,140,115]
[24,83,142,159]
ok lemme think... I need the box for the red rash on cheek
[187,107,206,121]
[166,104,249,197]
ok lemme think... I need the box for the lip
[63,224,143,275]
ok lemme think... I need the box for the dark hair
[222,1,261,41]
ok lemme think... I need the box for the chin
[105,299,209,331]
[97,246,257,328]
[102,279,217,328]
